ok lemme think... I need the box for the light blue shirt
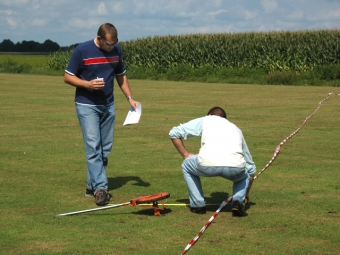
[169,117,256,176]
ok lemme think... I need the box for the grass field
[0,54,49,67]
[0,73,339,255]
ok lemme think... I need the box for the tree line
[0,39,78,52]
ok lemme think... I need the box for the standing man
[169,107,256,216]
[64,23,138,206]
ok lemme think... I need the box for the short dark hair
[207,106,227,118]
[97,23,118,40]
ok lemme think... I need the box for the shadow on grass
[108,176,151,191]
[84,208,173,217]
[132,208,172,216]
[176,191,256,213]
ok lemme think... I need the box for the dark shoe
[85,188,94,197]
[190,206,206,214]
[94,189,112,206]
[231,200,248,217]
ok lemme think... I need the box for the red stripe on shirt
[83,56,119,65]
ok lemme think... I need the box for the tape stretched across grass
[181,92,340,255]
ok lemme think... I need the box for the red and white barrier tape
[181,92,339,255]
[181,197,231,255]
[255,92,338,180]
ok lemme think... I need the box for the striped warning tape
[181,92,339,255]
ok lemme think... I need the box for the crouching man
[169,107,256,216]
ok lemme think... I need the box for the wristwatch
[127,96,133,101]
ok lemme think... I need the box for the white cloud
[326,9,340,19]
[31,18,47,27]
[0,9,15,15]
[244,10,259,20]
[0,0,340,46]
[67,17,101,29]
[97,2,108,15]
[6,17,18,27]
[0,0,29,7]
[287,10,304,21]
[260,0,278,14]
[207,9,228,17]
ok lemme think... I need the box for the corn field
[120,29,340,73]
[48,29,340,73]
[47,50,72,70]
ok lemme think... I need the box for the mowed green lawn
[0,73,339,255]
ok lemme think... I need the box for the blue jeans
[182,155,249,207]
[76,103,115,193]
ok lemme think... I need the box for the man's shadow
[108,176,151,191]
[176,192,256,212]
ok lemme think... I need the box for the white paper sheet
[123,103,142,126]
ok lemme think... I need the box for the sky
[1,0,340,47]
